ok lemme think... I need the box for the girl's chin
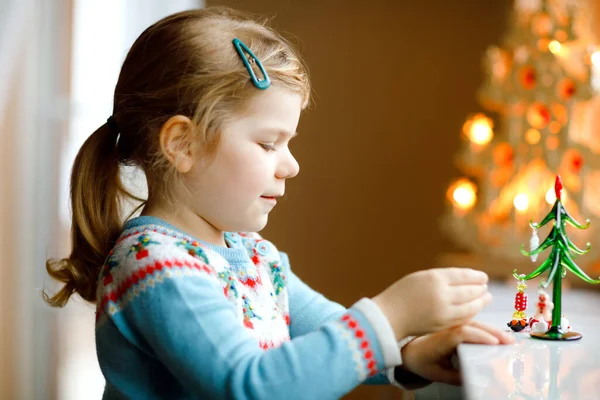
[232,216,269,234]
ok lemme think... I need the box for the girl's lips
[260,196,277,204]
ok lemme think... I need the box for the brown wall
[209,1,511,398]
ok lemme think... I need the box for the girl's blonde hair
[44,7,311,307]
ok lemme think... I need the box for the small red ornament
[508,279,529,332]
[555,175,563,201]
[515,291,528,311]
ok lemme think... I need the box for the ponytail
[44,123,128,307]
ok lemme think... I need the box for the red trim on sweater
[97,259,216,321]
[259,336,290,350]
[341,314,379,377]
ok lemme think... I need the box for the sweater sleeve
[112,261,401,399]
[282,252,346,338]
[282,252,431,391]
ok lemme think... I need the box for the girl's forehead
[232,86,303,130]
[245,86,302,114]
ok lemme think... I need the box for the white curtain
[0,1,71,398]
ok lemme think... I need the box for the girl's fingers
[450,292,493,321]
[452,324,500,346]
[449,284,489,305]
[467,320,516,344]
[435,323,500,360]
[431,324,505,385]
[443,268,489,286]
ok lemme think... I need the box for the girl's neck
[140,205,228,248]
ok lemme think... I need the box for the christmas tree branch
[555,239,577,258]
[532,203,558,229]
[561,206,591,229]
[558,230,591,255]
[541,250,562,289]
[513,253,553,281]
[561,251,600,284]
[520,225,558,257]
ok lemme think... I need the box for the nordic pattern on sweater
[94,216,403,399]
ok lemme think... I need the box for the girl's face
[186,86,302,234]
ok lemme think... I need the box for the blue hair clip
[232,38,271,90]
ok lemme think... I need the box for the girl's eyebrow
[260,127,298,138]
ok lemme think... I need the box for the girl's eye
[259,143,276,151]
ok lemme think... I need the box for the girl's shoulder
[119,223,223,262]
[94,224,227,330]
[98,224,230,291]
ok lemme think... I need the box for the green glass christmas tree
[515,174,600,340]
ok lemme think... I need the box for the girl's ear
[159,115,196,173]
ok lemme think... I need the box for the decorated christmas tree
[442,0,600,270]
[515,175,600,340]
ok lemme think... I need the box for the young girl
[45,7,513,399]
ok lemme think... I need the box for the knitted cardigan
[95,216,427,399]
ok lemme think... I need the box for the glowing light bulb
[449,179,477,211]
[514,193,529,212]
[545,188,556,204]
[548,40,562,54]
[471,123,493,145]
[464,114,493,146]
[525,128,541,144]
[591,51,600,66]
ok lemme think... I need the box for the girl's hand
[373,268,491,339]
[399,321,515,386]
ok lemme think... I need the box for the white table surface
[414,281,600,400]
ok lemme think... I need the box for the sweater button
[255,241,271,256]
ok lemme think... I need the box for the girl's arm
[104,262,401,399]
[282,252,430,390]
[282,252,347,338]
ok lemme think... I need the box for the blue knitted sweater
[95,216,424,399]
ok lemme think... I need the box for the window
[58,1,203,399]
